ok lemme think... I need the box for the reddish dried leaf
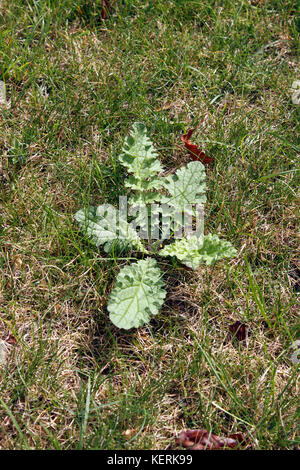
[176,429,244,450]
[6,334,17,345]
[229,321,248,341]
[181,129,214,165]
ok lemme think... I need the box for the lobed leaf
[119,122,163,193]
[75,205,147,253]
[161,161,206,212]
[159,234,237,269]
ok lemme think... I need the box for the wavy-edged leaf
[159,234,237,269]
[119,122,163,194]
[162,161,206,211]
[75,205,147,253]
[107,258,166,329]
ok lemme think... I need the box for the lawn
[0,0,299,450]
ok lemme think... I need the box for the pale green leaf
[107,258,166,329]
[119,122,163,193]
[75,205,147,253]
[159,234,237,269]
[162,161,206,211]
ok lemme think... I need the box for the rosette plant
[75,123,237,329]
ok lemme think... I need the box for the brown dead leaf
[176,429,245,450]
[228,321,248,341]
[181,129,214,165]
[6,334,17,345]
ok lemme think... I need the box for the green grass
[0,0,299,450]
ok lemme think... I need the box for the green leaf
[162,161,206,211]
[119,122,163,197]
[107,258,166,329]
[159,234,237,269]
[75,205,147,253]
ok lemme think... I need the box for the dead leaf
[176,429,245,450]
[181,129,214,165]
[228,321,248,341]
[6,334,17,345]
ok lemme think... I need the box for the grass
[0,0,299,450]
